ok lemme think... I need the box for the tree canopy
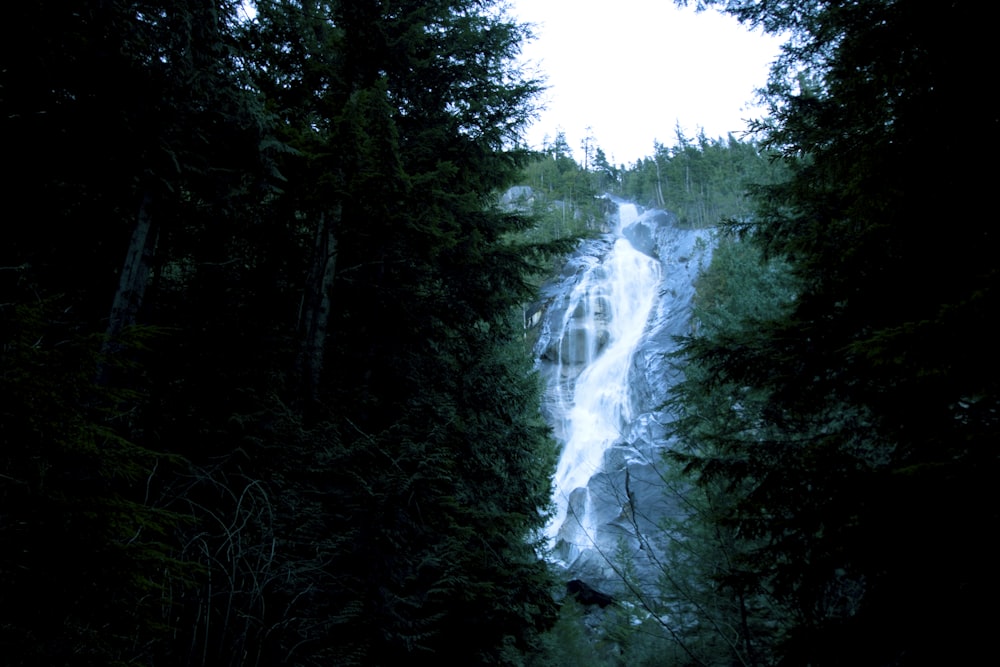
[1,1,562,664]
[6,0,997,664]
[668,1,1000,664]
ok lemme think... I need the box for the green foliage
[668,1,1000,664]
[528,598,629,667]
[691,233,797,334]
[621,130,787,228]
[2,0,560,664]
[647,235,800,666]
[515,131,612,244]
[0,292,187,665]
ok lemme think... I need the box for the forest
[2,1,997,666]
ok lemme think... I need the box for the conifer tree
[3,1,561,663]
[671,1,1000,664]
[241,1,562,662]
[1,1,271,663]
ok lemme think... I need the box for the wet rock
[622,210,678,257]
[536,198,716,594]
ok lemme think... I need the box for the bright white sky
[507,0,783,166]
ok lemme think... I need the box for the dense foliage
[6,0,997,664]
[668,0,1000,665]
[1,1,563,664]
[620,128,786,228]
[514,130,612,242]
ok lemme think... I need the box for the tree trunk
[297,206,340,403]
[655,159,666,207]
[99,191,156,381]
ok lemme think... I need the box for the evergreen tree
[515,129,613,246]
[666,236,799,666]
[242,1,562,662]
[1,1,270,663]
[619,132,783,227]
[671,1,1000,664]
[2,0,560,664]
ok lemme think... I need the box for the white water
[547,203,662,555]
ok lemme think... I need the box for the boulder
[566,579,615,608]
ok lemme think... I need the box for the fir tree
[671,1,1000,664]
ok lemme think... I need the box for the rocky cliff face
[534,198,713,594]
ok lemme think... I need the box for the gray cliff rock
[535,199,714,594]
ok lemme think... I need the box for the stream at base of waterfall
[534,197,713,592]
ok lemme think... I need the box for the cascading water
[542,202,662,565]
[533,196,712,587]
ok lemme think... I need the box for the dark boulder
[566,579,615,608]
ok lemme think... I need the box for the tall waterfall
[535,197,710,586]
[547,202,661,552]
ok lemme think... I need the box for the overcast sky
[508,0,783,166]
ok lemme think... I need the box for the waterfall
[534,197,711,585]
[543,202,663,564]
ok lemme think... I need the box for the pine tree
[1,1,270,663]
[3,1,562,663]
[671,1,1000,663]
[242,1,562,662]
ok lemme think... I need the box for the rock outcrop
[535,198,714,594]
